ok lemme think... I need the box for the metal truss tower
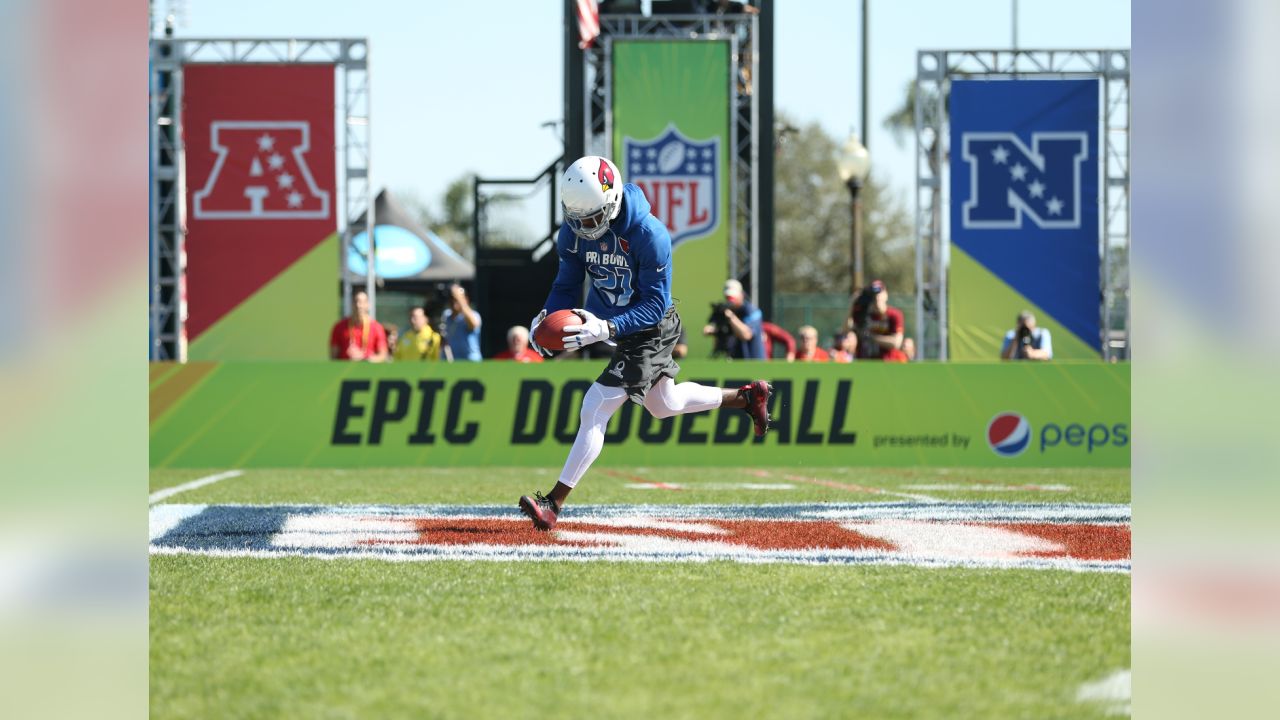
[913,49,1130,361]
[148,37,372,361]
[573,5,775,314]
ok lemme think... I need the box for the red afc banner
[182,64,337,342]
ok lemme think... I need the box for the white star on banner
[276,172,295,189]
[257,133,276,152]
[1010,162,1028,181]
[702,148,713,158]
[992,145,1009,164]
[1028,180,1045,198]
[702,163,712,173]
[287,191,304,208]
[267,153,284,170]
[1047,197,1063,215]
[685,163,698,173]
[646,148,657,159]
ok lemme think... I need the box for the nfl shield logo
[623,124,720,247]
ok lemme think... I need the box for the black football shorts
[596,304,682,405]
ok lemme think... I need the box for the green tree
[396,176,476,262]
[773,113,914,297]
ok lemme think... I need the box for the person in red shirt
[761,321,796,361]
[329,290,389,362]
[848,279,909,362]
[493,325,544,363]
[795,325,831,362]
[830,329,858,363]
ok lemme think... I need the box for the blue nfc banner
[948,79,1101,360]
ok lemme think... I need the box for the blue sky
[163,0,1129,216]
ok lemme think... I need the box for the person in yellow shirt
[393,306,442,361]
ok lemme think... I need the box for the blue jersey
[544,183,673,337]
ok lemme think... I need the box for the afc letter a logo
[193,121,331,220]
[961,132,1088,230]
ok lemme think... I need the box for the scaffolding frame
[584,13,760,298]
[914,49,1130,361]
[148,37,372,360]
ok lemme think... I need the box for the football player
[519,156,773,530]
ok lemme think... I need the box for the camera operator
[442,283,482,362]
[846,280,908,362]
[1000,311,1053,361]
[703,279,765,359]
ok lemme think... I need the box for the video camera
[1014,315,1035,357]
[709,302,736,357]
[422,282,459,336]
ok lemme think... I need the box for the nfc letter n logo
[961,132,1088,230]
[193,121,331,220]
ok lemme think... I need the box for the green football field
[149,466,1130,719]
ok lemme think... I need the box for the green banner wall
[612,40,731,359]
[150,361,1130,469]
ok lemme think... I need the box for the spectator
[393,306,442,361]
[1000,311,1053,361]
[494,325,544,362]
[442,283,482,361]
[795,325,830,362]
[831,329,858,363]
[761,321,796,361]
[673,326,689,359]
[329,289,389,362]
[847,279,908,362]
[703,278,765,359]
[385,324,400,356]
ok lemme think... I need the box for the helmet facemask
[564,194,621,240]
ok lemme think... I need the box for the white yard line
[747,469,939,502]
[779,472,941,503]
[149,470,244,505]
[904,483,1072,492]
[1076,669,1131,716]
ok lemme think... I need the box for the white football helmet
[560,156,623,240]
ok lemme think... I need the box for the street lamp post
[836,133,871,294]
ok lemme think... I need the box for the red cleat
[518,492,560,530]
[740,380,773,437]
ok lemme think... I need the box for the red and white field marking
[149,502,1130,572]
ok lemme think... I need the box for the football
[533,309,582,351]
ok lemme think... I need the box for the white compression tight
[557,377,725,488]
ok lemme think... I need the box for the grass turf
[150,466,1130,718]
[151,557,1128,719]
[148,465,1130,505]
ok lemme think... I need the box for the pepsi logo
[987,412,1031,457]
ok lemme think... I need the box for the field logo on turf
[987,412,1032,457]
[150,502,1131,573]
[624,125,720,247]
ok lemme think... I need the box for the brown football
[533,309,582,352]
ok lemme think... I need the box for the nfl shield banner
[623,125,720,246]
[612,40,730,359]
[948,79,1102,360]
